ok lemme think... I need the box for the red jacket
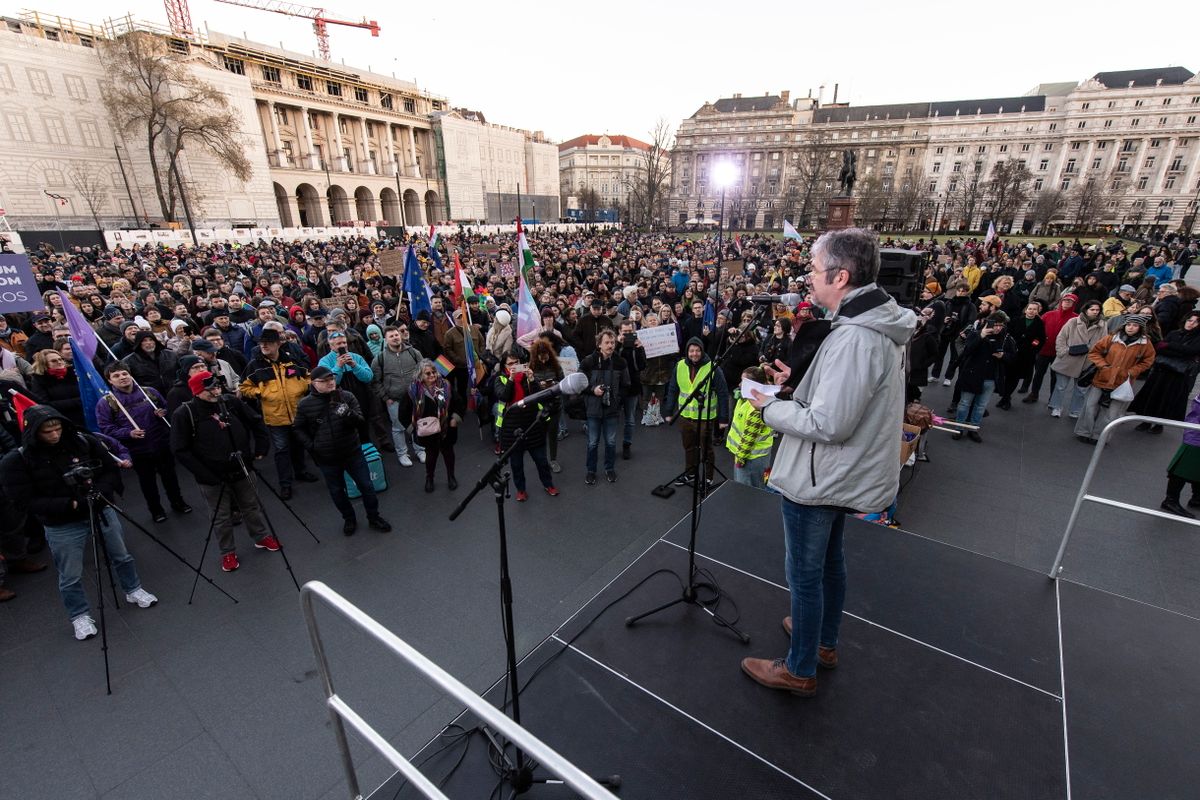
[1039,307,1078,357]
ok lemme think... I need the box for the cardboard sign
[378,249,406,276]
[724,259,745,277]
[636,325,680,358]
[0,254,49,313]
[476,244,502,258]
[498,261,517,279]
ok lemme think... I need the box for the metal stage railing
[300,581,618,800]
[1049,414,1200,579]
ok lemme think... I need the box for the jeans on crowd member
[734,456,770,490]
[386,400,425,460]
[1048,372,1087,417]
[44,506,142,621]
[956,380,995,427]
[198,478,270,553]
[545,408,561,461]
[1075,387,1130,440]
[316,455,379,522]
[267,425,306,488]
[586,415,618,473]
[510,441,554,492]
[1028,353,1055,398]
[130,449,186,515]
[782,499,847,678]
[621,394,639,446]
[680,418,716,481]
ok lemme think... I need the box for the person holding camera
[171,371,278,573]
[579,329,630,485]
[238,328,315,500]
[951,311,1016,442]
[616,320,646,460]
[663,337,731,487]
[293,366,392,535]
[494,352,559,501]
[0,405,158,640]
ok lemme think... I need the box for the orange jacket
[1087,334,1155,390]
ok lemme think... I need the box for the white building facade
[558,134,651,216]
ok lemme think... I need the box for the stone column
[407,126,419,178]
[301,106,318,170]
[384,123,398,176]
[282,193,301,227]
[359,117,375,175]
[266,101,286,167]
[333,114,348,172]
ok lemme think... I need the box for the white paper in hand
[740,378,781,399]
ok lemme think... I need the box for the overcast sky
[39,0,1197,143]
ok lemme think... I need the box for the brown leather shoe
[0,586,15,602]
[7,559,47,574]
[740,657,816,696]
[782,617,838,669]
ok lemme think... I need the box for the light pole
[43,190,68,252]
[712,161,738,292]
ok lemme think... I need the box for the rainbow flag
[434,355,455,377]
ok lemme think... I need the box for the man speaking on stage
[742,228,916,697]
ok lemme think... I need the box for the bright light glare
[712,161,738,188]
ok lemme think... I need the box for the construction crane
[211,0,379,60]
[165,0,193,35]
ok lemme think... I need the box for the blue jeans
[734,456,770,490]
[386,399,424,459]
[267,425,306,487]
[1048,371,1086,416]
[45,507,142,621]
[782,499,847,677]
[955,379,995,426]
[316,456,379,521]
[586,415,618,473]
[621,394,639,446]
[510,441,554,492]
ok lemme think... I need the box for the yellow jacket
[238,355,310,426]
[1101,296,1128,319]
[962,265,982,293]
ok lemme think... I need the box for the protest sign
[498,262,517,279]
[0,254,49,313]
[636,325,680,358]
[331,270,353,288]
[378,249,405,276]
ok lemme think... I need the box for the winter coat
[96,385,171,457]
[1183,396,1200,448]
[408,324,442,360]
[238,352,310,426]
[1039,305,1079,358]
[578,350,630,418]
[617,341,647,396]
[1051,316,1107,378]
[121,332,179,395]
[170,395,269,485]
[442,324,484,368]
[662,337,731,424]
[907,325,939,388]
[1154,295,1183,335]
[1030,281,1063,312]
[955,327,1016,394]
[762,285,917,513]
[485,322,514,358]
[1087,333,1156,390]
[212,322,248,356]
[495,372,546,450]
[372,344,424,401]
[573,313,615,358]
[293,388,365,467]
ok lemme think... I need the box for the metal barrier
[300,581,618,800]
[1049,414,1200,579]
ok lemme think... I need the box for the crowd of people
[0,224,1196,640]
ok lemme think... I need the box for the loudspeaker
[877,248,926,308]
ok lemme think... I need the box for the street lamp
[43,190,68,253]
[712,161,739,285]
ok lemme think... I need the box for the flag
[428,226,439,252]
[429,243,444,274]
[783,220,802,241]
[8,389,36,431]
[71,338,110,432]
[57,290,99,363]
[514,220,540,342]
[452,251,475,304]
[984,220,996,252]
[452,253,479,410]
[402,244,432,317]
[433,355,455,377]
[702,300,715,331]
[733,233,743,256]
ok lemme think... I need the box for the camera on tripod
[63,460,102,492]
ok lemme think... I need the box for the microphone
[512,371,588,408]
[748,293,803,305]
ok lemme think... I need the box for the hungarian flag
[452,251,479,410]
[984,221,996,253]
[732,233,744,256]
[514,220,540,343]
[7,388,37,431]
[452,251,475,305]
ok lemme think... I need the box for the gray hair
[811,227,879,288]
[417,358,439,376]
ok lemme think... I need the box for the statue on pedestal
[838,150,858,196]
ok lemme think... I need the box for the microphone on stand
[512,372,588,409]
[747,293,803,305]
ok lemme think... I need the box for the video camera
[63,459,103,494]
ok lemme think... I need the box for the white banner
[636,325,680,358]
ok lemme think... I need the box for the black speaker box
[878,248,926,308]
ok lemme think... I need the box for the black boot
[1161,497,1195,519]
[424,476,434,493]
[1021,394,1038,404]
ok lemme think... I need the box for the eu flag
[71,338,110,432]
[402,244,432,316]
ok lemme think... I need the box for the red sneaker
[255,535,281,552]
[221,553,240,572]
[515,491,528,502]
[545,486,560,497]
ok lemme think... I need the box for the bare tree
[1069,174,1112,231]
[890,178,928,232]
[945,169,987,232]
[100,30,251,224]
[985,160,1032,231]
[1026,189,1068,234]
[577,184,601,222]
[854,174,891,229]
[786,136,838,229]
[66,162,109,229]
[629,119,673,227]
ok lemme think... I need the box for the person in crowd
[1074,315,1156,443]
[166,356,210,416]
[372,323,425,467]
[574,298,615,359]
[742,228,916,697]
[935,285,976,384]
[0,422,47,602]
[293,366,391,535]
[951,311,1015,442]
[579,329,629,485]
[121,330,178,396]
[0,405,158,640]
[409,358,462,493]
[442,306,485,405]
[485,308,514,358]
[1160,393,1200,518]
[238,328,316,500]
[1152,283,1183,335]
[316,329,374,420]
[171,371,278,573]
[27,348,85,429]
[998,302,1045,408]
[0,314,29,357]
[1025,294,1078,405]
[1102,284,1138,319]
[494,352,558,501]
[907,307,940,404]
[616,320,646,460]
[97,364,191,523]
[409,310,442,360]
[726,365,774,489]
[1130,311,1200,433]
[759,318,792,367]
[528,335,565,473]
[189,337,240,390]
[1048,299,1106,419]
[663,337,730,487]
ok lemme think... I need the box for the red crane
[211,0,379,60]
[165,0,193,34]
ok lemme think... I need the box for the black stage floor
[379,482,1195,800]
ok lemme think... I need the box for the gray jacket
[762,284,917,513]
[1051,315,1106,378]
[371,344,424,400]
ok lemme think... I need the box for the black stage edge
[372,482,1197,800]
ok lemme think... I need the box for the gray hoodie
[762,284,917,513]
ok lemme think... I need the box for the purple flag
[57,290,98,363]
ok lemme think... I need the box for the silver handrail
[300,581,618,800]
[1049,414,1200,579]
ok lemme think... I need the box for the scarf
[48,366,68,379]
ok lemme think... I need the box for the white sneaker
[125,587,158,608]
[72,615,98,640]
[1050,408,1062,418]
[550,460,562,474]
[416,450,427,464]
[398,454,413,467]
[942,378,952,387]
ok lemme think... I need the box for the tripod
[449,409,618,795]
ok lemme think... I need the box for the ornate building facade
[670,68,1200,235]
[558,134,651,218]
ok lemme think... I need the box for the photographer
[952,311,1016,443]
[0,405,158,640]
[171,372,278,573]
[494,352,558,502]
[293,366,391,536]
[579,329,629,485]
[663,337,731,488]
[616,320,646,460]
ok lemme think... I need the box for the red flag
[8,389,37,431]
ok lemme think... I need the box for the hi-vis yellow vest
[676,360,717,420]
[726,397,773,461]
